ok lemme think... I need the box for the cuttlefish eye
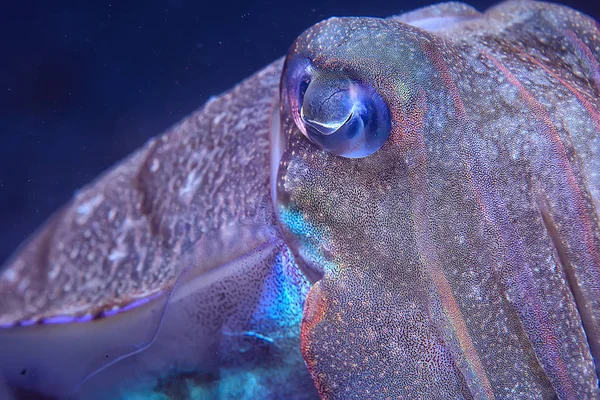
[287,62,391,158]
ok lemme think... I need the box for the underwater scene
[2,0,600,399]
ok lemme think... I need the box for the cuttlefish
[2,1,600,399]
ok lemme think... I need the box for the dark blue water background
[1,0,599,263]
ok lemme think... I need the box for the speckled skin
[0,61,283,325]
[2,1,600,399]
[278,2,600,399]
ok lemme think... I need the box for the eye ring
[284,59,391,158]
[298,77,310,108]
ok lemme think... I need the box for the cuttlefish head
[277,15,444,275]
[276,5,600,397]
[276,17,475,398]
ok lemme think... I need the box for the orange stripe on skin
[300,282,330,397]
[512,46,600,134]
[484,51,600,285]
[405,91,495,399]
[564,30,600,94]
[452,48,584,396]
[422,40,467,119]
[390,40,465,149]
[484,51,590,398]
[463,154,578,398]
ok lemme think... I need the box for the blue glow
[278,205,337,276]
[241,331,274,343]
[250,246,310,332]
[278,206,324,241]
[109,229,316,399]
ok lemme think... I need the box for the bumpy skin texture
[0,61,282,325]
[277,2,600,399]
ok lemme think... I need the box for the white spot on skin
[48,265,60,281]
[69,247,79,259]
[75,194,105,225]
[179,168,202,205]
[17,277,30,292]
[213,112,227,125]
[120,216,143,232]
[150,158,160,172]
[3,268,17,283]
[108,245,128,263]
[107,208,117,222]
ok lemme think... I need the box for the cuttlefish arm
[278,2,600,399]
[0,59,317,399]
